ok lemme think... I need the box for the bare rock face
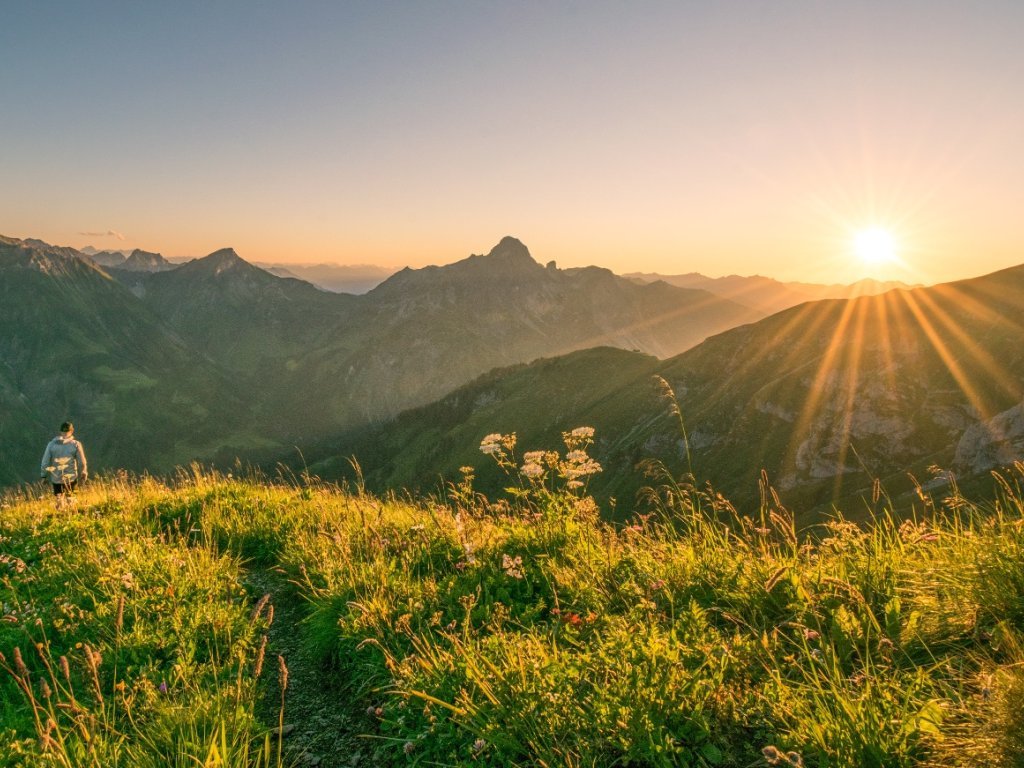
[781,372,917,480]
[88,250,129,267]
[954,402,1024,474]
[120,249,175,272]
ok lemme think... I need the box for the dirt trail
[246,567,384,768]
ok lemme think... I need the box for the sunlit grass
[0,477,284,768]
[4,446,1024,766]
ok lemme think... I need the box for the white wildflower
[502,554,524,579]
[520,462,544,479]
[479,432,516,455]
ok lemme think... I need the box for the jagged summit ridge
[462,236,538,270]
[204,247,244,265]
[0,234,106,279]
[369,236,540,295]
[120,249,174,272]
[483,235,534,262]
[180,247,249,276]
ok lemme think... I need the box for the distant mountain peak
[120,248,174,272]
[0,234,106,279]
[485,236,534,262]
[369,237,541,296]
[81,245,132,257]
[459,236,541,274]
[206,247,242,263]
[89,249,129,267]
[192,248,247,276]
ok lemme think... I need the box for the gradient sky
[2,1,1022,284]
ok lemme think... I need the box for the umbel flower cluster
[479,426,602,492]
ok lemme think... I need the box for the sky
[2,1,1023,284]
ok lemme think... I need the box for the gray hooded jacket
[40,435,88,484]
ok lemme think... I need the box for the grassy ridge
[4,445,1024,766]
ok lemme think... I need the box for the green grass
[4,439,1024,766]
[0,476,281,767]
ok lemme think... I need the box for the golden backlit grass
[3,451,1024,767]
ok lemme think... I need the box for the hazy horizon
[12,231,936,287]
[4,2,1023,285]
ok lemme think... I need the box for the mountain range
[81,244,918,306]
[625,271,918,315]
[0,236,244,485]
[0,234,761,485]
[7,230,1022,520]
[311,264,1024,519]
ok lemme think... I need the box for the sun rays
[776,277,1024,497]
[588,233,1023,509]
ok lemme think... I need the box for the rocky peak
[205,247,242,264]
[369,237,541,298]
[0,235,104,279]
[192,247,248,276]
[484,236,535,263]
[89,250,129,268]
[455,236,543,281]
[121,249,174,272]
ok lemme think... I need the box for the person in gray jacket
[40,421,88,506]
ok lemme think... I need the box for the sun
[852,227,897,265]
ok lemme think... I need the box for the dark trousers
[52,480,77,495]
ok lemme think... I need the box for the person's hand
[80,473,88,483]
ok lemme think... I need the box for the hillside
[288,237,761,429]
[654,264,1024,511]
[0,233,769,486]
[111,247,352,373]
[626,271,918,315]
[3,467,1024,766]
[106,235,764,436]
[305,346,664,502]
[10,229,1019,518]
[306,262,1024,517]
[0,236,245,485]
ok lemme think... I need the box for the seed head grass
[3,449,1024,766]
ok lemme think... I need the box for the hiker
[40,421,88,508]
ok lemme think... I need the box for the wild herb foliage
[3,451,1024,767]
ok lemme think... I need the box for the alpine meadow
[5,3,1024,767]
